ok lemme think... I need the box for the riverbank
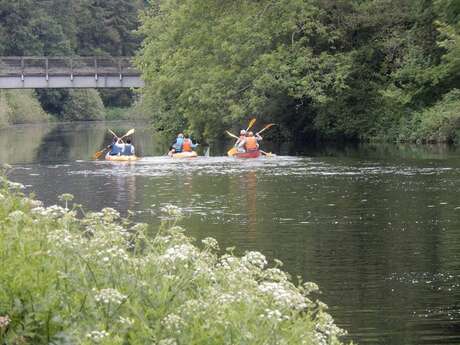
[0,90,50,127]
[0,178,347,345]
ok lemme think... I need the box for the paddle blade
[225,130,239,140]
[93,150,104,160]
[108,129,118,138]
[246,118,256,131]
[227,147,237,157]
[121,128,135,139]
[257,123,276,135]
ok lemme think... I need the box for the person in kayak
[182,134,198,152]
[122,138,135,156]
[108,137,124,156]
[241,131,262,152]
[169,133,185,154]
[235,129,247,153]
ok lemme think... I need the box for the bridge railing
[0,57,140,78]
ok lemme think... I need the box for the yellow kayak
[105,154,139,161]
[170,151,198,158]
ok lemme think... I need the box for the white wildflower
[8,210,25,222]
[118,316,134,327]
[159,338,177,345]
[258,282,308,310]
[160,204,183,218]
[242,251,267,269]
[28,199,43,208]
[201,237,219,251]
[160,244,198,263]
[93,288,127,305]
[162,313,184,331]
[101,207,120,221]
[303,282,320,294]
[0,315,10,329]
[7,181,25,189]
[86,330,109,343]
[260,308,289,322]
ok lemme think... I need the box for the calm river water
[3,122,460,345]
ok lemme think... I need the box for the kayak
[234,150,261,159]
[105,154,139,161]
[170,151,198,158]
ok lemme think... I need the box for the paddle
[225,131,240,156]
[226,118,255,156]
[93,147,108,160]
[256,123,276,135]
[246,118,256,131]
[93,128,135,160]
[225,130,239,140]
[260,150,275,157]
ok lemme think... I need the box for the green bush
[398,89,460,143]
[0,181,347,345]
[0,90,49,126]
[62,89,105,121]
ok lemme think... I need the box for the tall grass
[0,179,348,345]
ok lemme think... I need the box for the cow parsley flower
[93,288,127,305]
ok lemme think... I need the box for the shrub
[0,90,49,125]
[398,89,460,143]
[0,181,347,345]
[62,89,105,121]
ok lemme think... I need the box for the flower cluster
[160,204,183,218]
[242,251,268,269]
[159,244,198,264]
[201,237,219,251]
[259,308,290,322]
[162,313,184,332]
[86,330,109,343]
[0,189,348,345]
[8,210,25,223]
[258,281,308,310]
[31,204,68,218]
[93,288,127,305]
[0,315,10,329]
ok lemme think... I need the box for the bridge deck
[0,57,144,88]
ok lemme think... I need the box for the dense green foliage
[0,182,346,345]
[0,90,48,127]
[138,0,460,142]
[0,0,144,122]
[61,90,105,121]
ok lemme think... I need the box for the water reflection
[4,122,460,345]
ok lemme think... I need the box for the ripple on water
[66,156,458,180]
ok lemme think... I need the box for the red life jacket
[182,138,192,152]
[245,136,258,151]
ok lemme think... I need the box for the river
[3,121,460,345]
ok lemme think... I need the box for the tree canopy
[137,0,460,143]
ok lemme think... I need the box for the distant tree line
[0,0,144,123]
[137,0,460,143]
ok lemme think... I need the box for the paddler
[241,131,262,152]
[235,129,247,153]
[182,134,198,152]
[108,137,124,156]
[169,133,185,155]
[122,138,135,156]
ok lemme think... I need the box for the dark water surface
[4,122,460,345]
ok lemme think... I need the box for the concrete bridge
[0,57,144,88]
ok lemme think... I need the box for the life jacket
[182,138,192,152]
[245,136,258,151]
[173,137,184,152]
[122,144,133,156]
[109,143,122,155]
